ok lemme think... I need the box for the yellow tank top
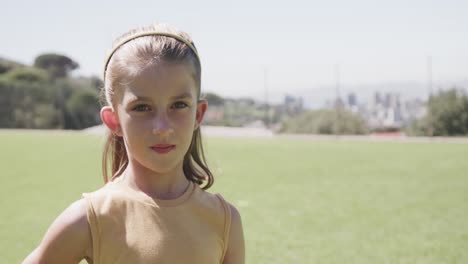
[82,176,231,264]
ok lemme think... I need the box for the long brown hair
[100,24,213,190]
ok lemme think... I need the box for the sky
[2,0,467,105]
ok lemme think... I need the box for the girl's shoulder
[80,179,136,218]
[192,187,241,231]
[192,185,233,216]
[193,187,244,262]
[81,181,120,200]
[81,176,141,203]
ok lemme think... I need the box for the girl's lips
[151,144,176,154]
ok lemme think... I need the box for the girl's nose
[152,112,174,136]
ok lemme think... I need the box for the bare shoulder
[223,202,245,264]
[22,199,92,264]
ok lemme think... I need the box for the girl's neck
[120,161,190,200]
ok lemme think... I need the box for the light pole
[427,56,433,136]
[335,63,341,136]
[264,67,269,129]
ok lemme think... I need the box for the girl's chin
[145,161,184,174]
[129,159,182,175]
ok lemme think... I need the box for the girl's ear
[194,100,208,130]
[101,106,122,136]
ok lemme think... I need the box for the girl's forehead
[121,63,197,100]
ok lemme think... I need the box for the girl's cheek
[174,111,196,127]
[124,116,152,132]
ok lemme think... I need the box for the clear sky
[2,0,467,103]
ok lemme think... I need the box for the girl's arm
[223,204,245,264]
[22,199,92,264]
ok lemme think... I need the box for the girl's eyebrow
[126,92,194,103]
[170,92,194,100]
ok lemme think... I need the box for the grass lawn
[1,130,468,263]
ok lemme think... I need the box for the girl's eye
[132,104,152,112]
[172,101,188,109]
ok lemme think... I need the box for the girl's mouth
[150,144,176,154]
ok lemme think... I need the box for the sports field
[1,130,467,263]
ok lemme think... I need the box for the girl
[23,23,245,264]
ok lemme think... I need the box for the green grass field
[1,131,468,263]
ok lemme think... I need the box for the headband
[103,31,200,80]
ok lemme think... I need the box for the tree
[203,92,224,106]
[0,56,103,129]
[65,88,101,129]
[1,79,60,129]
[3,67,49,83]
[0,79,14,127]
[0,57,25,74]
[33,53,79,80]
[280,109,369,135]
[408,88,468,136]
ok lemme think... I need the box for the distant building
[347,92,357,107]
[373,92,382,106]
[337,91,427,130]
[283,95,304,116]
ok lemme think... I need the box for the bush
[0,55,101,129]
[65,88,101,129]
[280,109,369,135]
[406,88,468,136]
[3,67,49,83]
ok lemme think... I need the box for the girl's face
[112,62,206,176]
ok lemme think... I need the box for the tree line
[1,54,467,136]
[0,54,101,129]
